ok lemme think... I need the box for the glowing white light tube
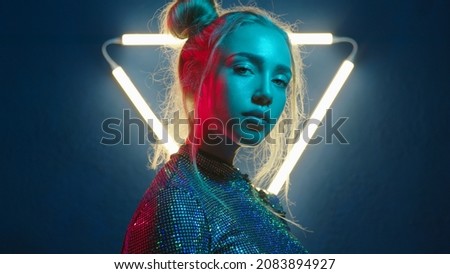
[122,34,186,46]
[289,33,333,45]
[122,33,333,46]
[112,66,180,154]
[267,60,354,194]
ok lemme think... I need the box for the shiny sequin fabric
[122,145,308,254]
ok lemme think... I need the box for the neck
[187,133,240,166]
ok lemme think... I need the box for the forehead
[218,23,292,67]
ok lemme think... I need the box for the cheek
[212,76,229,115]
[224,77,252,112]
[214,75,244,117]
[223,93,244,114]
[273,93,287,118]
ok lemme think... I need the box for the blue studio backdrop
[1,0,449,253]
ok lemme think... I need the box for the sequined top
[121,145,307,254]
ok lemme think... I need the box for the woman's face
[200,23,292,146]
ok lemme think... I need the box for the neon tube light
[289,33,333,45]
[112,66,179,154]
[267,60,354,194]
[122,34,186,46]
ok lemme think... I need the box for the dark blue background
[1,0,449,253]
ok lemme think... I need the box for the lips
[242,110,270,124]
[242,111,270,132]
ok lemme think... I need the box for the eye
[272,78,289,88]
[233,65,253,76]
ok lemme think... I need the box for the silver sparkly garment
[122,145,307,253]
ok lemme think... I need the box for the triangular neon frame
[103,33,357,194]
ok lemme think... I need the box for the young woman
[122,0,308,253]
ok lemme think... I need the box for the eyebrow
[225,52,292,75]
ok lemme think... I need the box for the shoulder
[150,153,194,191]
[256,189,287,217]
[123,154,211,253]
[145,153,211,221]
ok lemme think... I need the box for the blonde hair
[150,0,306,212]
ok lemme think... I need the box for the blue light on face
[204,23,292,146]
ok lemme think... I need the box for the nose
[251,78,272,106]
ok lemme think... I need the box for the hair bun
[166,0,219,39]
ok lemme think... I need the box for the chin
[235,131,267,147]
